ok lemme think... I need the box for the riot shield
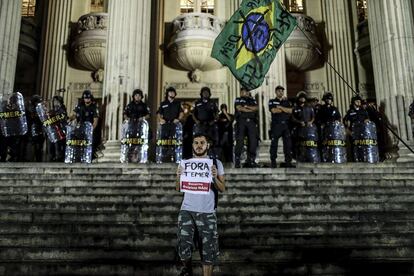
[155,122,183,163]
[64,122,93,163]
[322,121,347,163]
[352,121,379,163]
[297,124,320,163]
[0,92,28,137]
[36,102,66,143]
[120,119,149,163]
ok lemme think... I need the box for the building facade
[1,0,413,160]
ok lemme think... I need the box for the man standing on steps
[269,85,293,168]
[176,134,226,276]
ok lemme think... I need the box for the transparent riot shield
[322,121,347,163]
[155,122,183,163]
[36,102,66,143]
[120,119,149,163]
[352,121,379,163]
[64,122,93,163]
[297,124,320,163]
[0,92,28,137]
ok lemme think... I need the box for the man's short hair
[193,133,210,143]
[275,85,285,91]
[166,87,176,94]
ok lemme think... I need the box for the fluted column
[321,0,357,115]
[0,0,22,96]
[39,0,73,101]
[368,0,414,141]
[101,0,151,160]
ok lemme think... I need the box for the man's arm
[212,165,225,192]
[176,165,182,191]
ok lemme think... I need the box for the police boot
[234,158,241,168]
[271,160,277,168]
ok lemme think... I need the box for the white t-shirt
[180,158,224,213]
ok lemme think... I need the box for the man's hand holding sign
[179,159,213,194]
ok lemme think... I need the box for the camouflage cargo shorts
[177,210,219,265]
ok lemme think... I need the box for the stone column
[0,0,22,96]
[368,0,414,142]
[39,0,73,101]
[321,0,358,115]
[102,0,151,161]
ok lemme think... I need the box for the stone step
[1,193,414,204]
[1,210,413,224]
[1,220,413,235]
[1,186,414,195]
[0,232,412,249]
[0,247,413,263]
[1,260,413,276]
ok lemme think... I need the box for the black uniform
[28,106,44,162]
[157,99,183,139]
[317,105,341,126]
[344,107,369,129]
[234,96,258,166]
[269,97,292,165]
[74,102,99,124]
[124,101,150,120]
[49,105,68,162]
[193,99,219,153]
[74,101,100,158]
[217,111,234,163]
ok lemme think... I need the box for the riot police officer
[157,86,184,141]
[192,87,219,157]
[217,104,234,163]
[269,85,293,168]
[49,95,67,162]
[291,92,315,160]
[124,89,150,121]
[234,87,259,168]
[28,95,45,162]
[317,92,341,127]
[344,95,369,129]
[71,90,100,159]
[72,90,99,129]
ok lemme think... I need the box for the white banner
[179,158,213,195]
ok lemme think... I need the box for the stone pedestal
[0,0,22,96]
[368,0,414,142]
[101,0,152,162]
[39,0,73,101]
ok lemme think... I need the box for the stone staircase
[0,162,413,275]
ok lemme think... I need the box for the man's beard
[193,148,208,157]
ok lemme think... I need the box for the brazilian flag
[211,0,297,90]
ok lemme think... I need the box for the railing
[172,12,224,35]
[76,12,108,34]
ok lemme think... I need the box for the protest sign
[179,158,213,195]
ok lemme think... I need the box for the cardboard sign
[179,158,213,195]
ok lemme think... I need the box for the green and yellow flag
[211,0,297,90]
